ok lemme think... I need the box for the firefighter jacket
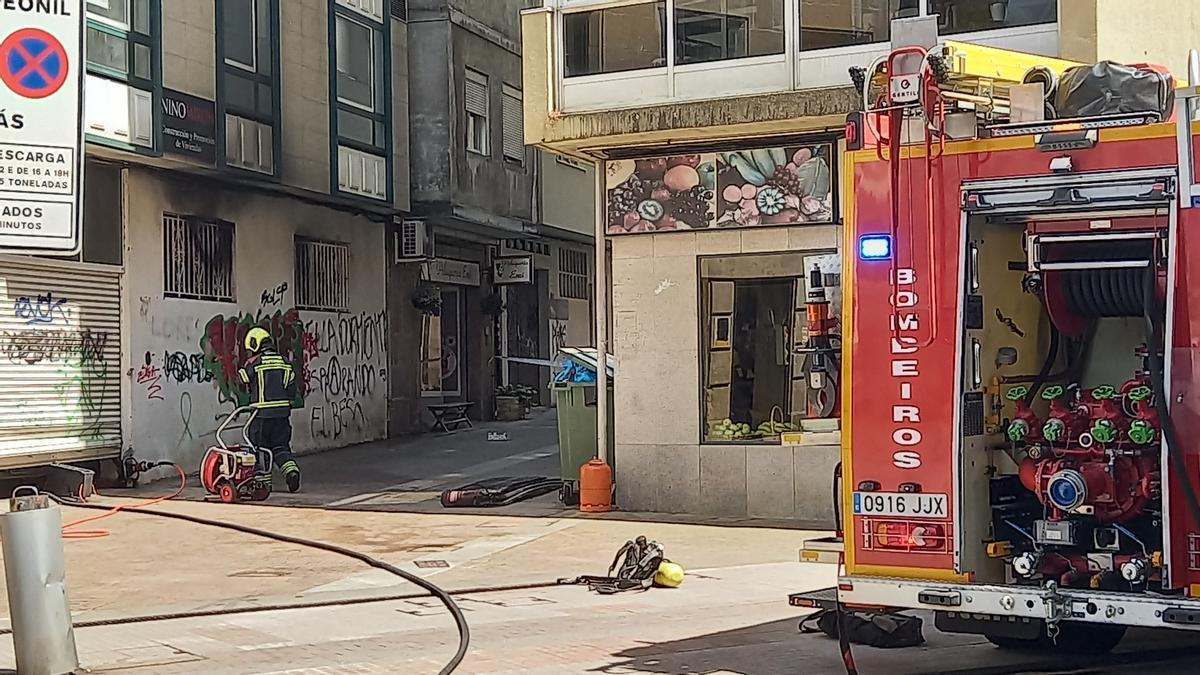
[238,350,297,418]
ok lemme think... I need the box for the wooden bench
[427,402,475,432]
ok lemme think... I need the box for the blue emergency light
[859,234,892,261]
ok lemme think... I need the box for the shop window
[294,238,350,313]
[605,141,835,235]
[798,0,903,51]
[465,70,490,155]
[932,0,1057,35]
[558,249,590,300]
[421,287,464,397]
[700,252,841,443]
[502,85,524,163]
[563,2,667,78]
[163,214,235,303]
[675,0,785,66]
[86,0,156,88]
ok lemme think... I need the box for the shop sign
[428,258,480,286]
[604,141,835,235]
[0,5,85,253]
[161,89,217,164]
[493,256,532,284]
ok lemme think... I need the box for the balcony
[524,0,1060,154]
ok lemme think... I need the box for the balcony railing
[539,0,1059,112]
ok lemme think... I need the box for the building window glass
[421,287,463,397]
[933,0,1057,35]
[336,15,376,110]
[223,0,257,70]
[465,70,490,155]
[86,0,156,88]
[163,214,236,303]
[295,238,350,312]
[502,85,524,162]
[675,0,785,66]
[333,7,387,155]
[798,0,902,51]
[563,2,667,78]
[700,252,840,444]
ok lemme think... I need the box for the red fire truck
[795,37,1200,652]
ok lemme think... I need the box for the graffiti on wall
[260,282,288,308]
[1,303,114,439]
[306,310,386,441]
[13,292,71,325]
[198,308,314,407]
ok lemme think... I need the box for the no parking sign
[0,1,83,254]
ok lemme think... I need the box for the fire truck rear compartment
[961,204,1169,592]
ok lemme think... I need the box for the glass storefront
[699,251,840,443]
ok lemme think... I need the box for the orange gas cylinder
[579,458,612,513]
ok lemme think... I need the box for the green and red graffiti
[199,309,318,406]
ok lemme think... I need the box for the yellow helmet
[244,327,271,353]
[654,561,684,588]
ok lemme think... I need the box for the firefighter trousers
[248,416,300,477]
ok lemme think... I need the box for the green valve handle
[1091,419,1117,444]
[1007,385,1029,401]
[1041,385,1065,401]
[1092,385,1116,400]
[1043,419,1065,442]
[1128,420,1156,445]
[1127,386,1153,402]
[1007,420,1029,442]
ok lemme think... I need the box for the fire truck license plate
[853,492,948,517]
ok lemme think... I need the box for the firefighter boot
[281,460,301,493]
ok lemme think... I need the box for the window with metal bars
[294,238,351,312]
[558,248,590,300]
[502,85,524,163]
[163,214,236,302]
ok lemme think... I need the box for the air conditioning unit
[395,218,433,262]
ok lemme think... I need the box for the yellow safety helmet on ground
[654,560,684,588]
[244,327,271,353]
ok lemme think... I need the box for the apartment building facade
[0,0,411,475]
[521,0,1200,521]
[400,0,596,429]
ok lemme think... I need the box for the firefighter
[239,327,302,492]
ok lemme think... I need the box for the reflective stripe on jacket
[237,350,296,417]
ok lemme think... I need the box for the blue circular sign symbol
[1,28,70,99]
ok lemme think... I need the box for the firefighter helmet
[244,327,271,353]
[654,560,685,588]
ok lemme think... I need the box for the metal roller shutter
[0,256,123,470]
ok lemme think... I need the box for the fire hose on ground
[2,464,476,675]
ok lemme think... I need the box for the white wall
[123,168,388,469]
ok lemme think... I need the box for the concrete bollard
[1,487,78,675]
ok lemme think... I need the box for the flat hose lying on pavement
[46,495,473,675]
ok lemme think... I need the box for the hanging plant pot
[412,284,443,316]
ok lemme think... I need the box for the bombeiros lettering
[890,267,925,469]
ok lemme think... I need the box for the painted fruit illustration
[605,155,715,233]
[716,145,833,227]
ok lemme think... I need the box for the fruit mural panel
[716,145,834,227]
[606,155,716,234]
[604,142,835,235]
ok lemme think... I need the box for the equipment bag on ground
[800,609,925,649]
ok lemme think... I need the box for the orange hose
[61,464,188,539]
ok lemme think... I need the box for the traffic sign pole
[0,1,85,255]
